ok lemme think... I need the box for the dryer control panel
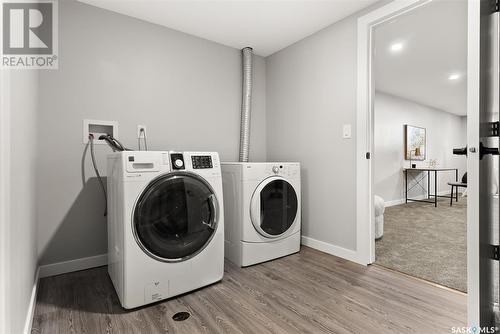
[192,155,213,169]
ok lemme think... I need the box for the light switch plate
[342,124,352,139]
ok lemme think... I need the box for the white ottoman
[374,195,385,240]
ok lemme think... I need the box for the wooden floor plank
[31,246,466,334]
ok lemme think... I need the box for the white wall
[1,71,39,334]
[0,71,8,334]
[36,0,267,266]
[373,92,467,205]
[265,3,386,253]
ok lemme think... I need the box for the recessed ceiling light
[390,42,404,53]
[448,73,461,81]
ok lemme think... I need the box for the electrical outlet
[137,125,147,139]
[342,124,352,139]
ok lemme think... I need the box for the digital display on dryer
[192,156,212,169]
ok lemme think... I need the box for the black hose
[89,134,107,216]
[112,136,131,151]
[98,134,131,152]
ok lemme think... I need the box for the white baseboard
[23,267,39,334]
[39,254,108,278]
[301,236,362,265]
[384,198,406,207]
[384,190,452,207]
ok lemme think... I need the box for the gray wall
[5,71,39,333]
[265,6,384,251]
[373,92,467,204]
[37,0,267,265]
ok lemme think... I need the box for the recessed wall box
[83,119,119,145]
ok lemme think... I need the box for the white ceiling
[374,0,467,116]
[78,0,378,56]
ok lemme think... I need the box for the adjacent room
[371,0,468,292]
[2,0,497,333]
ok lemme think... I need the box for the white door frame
[356,0,431,266]
[356,0,481,327]
[0,70,11,334]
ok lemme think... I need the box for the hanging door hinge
[492,245,499,260]
[492,0,499,13]
[481,121,499,137]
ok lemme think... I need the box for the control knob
[272,166,279,174]
[174,159,184,168]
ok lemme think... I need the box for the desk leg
[428,171,430,199]
[434,170,437,207]
[455,169,459,201]
[405,170,408,204]
[450,186,454,206]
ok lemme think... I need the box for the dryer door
[133,172,219,262]
[250,176,298,239]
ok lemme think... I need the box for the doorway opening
[372,0,468,293]
[356,0,470,295]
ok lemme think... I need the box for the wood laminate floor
[32,247,466,334]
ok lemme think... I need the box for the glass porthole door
[250,177,298,238]
[133,172,219,262]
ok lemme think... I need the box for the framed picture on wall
[404,125,426,160]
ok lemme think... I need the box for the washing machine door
[133,171,219,262]
[250,176,298,239]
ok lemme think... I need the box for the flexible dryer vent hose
[239,47,253,162]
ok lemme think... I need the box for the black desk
[404,168,458,207]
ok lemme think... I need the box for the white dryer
[221,162,301,267]
[107,151,224,309]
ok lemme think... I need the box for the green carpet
[375,196,466,292]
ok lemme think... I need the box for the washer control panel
[192,155,213,169]
[170,153,185,170]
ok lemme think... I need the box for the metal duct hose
[239,47,253,162]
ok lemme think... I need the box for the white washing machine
[221,162,301,267]
[107,151,224,309]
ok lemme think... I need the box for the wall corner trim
[39,254,108,279]
[23,268,40,334]
[301,236,365,266]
